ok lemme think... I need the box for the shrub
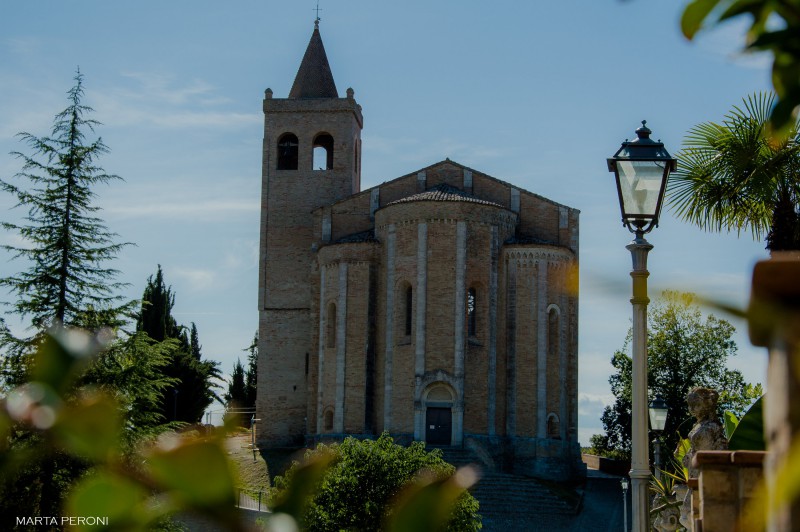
[271,432,481,531]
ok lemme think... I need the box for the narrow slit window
[404,286,413,336]
[548,308,559,357]
[467,288,477,337]
[326,302,337,348]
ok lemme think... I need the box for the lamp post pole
[622,477,630,532]
[628,231,653,532]
[607,121,676,532]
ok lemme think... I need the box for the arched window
[547,413,560,439]
[277,133,299,170]
[313,133,334,170]
[467,287,477,337]
[324,409,334,432]
[404,286,413,336]
[326,302,337,348]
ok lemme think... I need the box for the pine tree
[0,70,129,383]
[136,266,221,423]
[0,70,140,523]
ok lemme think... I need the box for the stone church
[256,21,583,480]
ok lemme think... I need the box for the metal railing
[235,488,268,512]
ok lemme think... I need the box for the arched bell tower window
[313,133,334,170]
[277,133,299,170]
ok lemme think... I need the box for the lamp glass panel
[616,160,666,218]
[649,406,668,432]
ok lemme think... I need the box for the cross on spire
[314,1,322,27]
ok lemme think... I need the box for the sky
[0,1,773,445]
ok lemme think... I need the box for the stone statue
[676,387,728,529]
[682,387,728,477]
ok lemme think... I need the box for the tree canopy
[591,292,762,459]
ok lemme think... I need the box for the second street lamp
[649,395,669,480]
[607,121,676,532]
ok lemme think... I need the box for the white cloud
[104,198,259,220]
[222,239,259,271]
[173,267,216,291]
[88,72,260,130]
[578,393,614,446]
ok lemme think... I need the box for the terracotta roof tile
[386,183,503,208]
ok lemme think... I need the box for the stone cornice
[503,246,575,266]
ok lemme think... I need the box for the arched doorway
[424,384,454,445]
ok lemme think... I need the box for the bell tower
[257,21,363,445]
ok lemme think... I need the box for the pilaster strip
[506,258,517,436]
[383,225,396,430]
[454,221,467,446]
[488,226,499,436]
[415,223,428,377]
[454,221,467,378]
[316,269,326,433]
[537,260,549,439]
[334,263,348,432]
[559,276,568,441]
[414,222,428,441]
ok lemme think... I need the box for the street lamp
[622,477,630,532]
[608,121,676,532]
[649,395,669,480]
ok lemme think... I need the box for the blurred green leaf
[146,438,237,508]
[55,392,122,461]
[724,410,740,440]
[729,395,766,451]
[32,330,101,394]
[681,0,721,39]
[66,471,151,531]
[270,450,335,519]
[386,467,478,532]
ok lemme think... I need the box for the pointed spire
[288,23,338,99]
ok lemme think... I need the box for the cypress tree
[244,330,258,409]
[136,266,221,423]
